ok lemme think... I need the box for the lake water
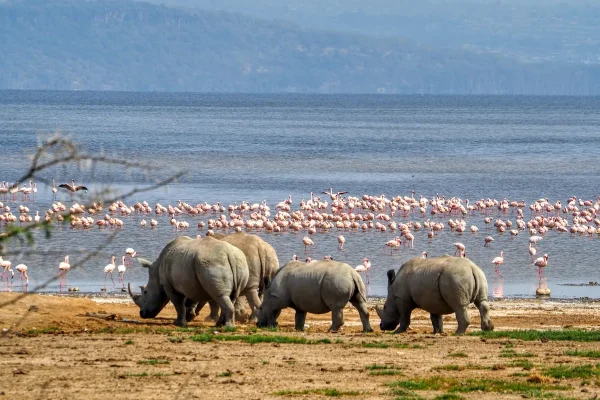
[1,91,600,299]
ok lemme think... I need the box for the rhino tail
[257,245,267,295]
[352,270,368,304]
[471,265,488,304]
[227,252,241,301]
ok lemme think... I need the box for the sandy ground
[1,293,600,399]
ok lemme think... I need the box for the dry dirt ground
[1,293,600,400]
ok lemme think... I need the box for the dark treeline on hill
[1,0,600,94]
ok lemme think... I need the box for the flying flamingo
[15,264,28,286]
[528,243,537,263]
[355,258,371,284]
[337,235,345,250]
[117,256,127,288]
[534,254,549,279]
[302,236,314,255]
[58,179,88,194]
[103,256,116,290]
[492,251,504,277]
[58,256,70,290]
[453,242,465,256]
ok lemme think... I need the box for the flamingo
[528,243,537,263]
[484,236,494,247]
[355,258,371,284]
[529,236,543,248]
[150,219,158,229]
[453,242,465,256]
[292,254,299,261]
[58,256,70,290]
[117,256,127,288]
[302,236,314,255]
[337,235,345,250]
[534,254,549,278]
[103,256,116,290]
[0,257,14,283]
[492,251,504,277]
[58,179,88,193]
[52,180,58,199]
[125,248,137,267]
[15,264,28,286]
[422,251,428,258]
[384,236,401,255]
[140,219,147,228]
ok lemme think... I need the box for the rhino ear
[138,257,152,269]
[386,269,396,285]
[263,276,271,289]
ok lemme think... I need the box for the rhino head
[375,269,401,331]
[256,276,281,328]
[128,257,169,319]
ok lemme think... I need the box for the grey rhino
[194,232,279,322]
[376,255,494,334]
[128,236,249,327]
[256,260,373,333]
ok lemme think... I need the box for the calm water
[1,90,600,299]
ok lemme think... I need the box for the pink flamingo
[15,264,28,286]
[355,258,371,284]
[384,236,401,255]
[528,243,537,263]
[117,256,127,288]
[0,257,14,283]
[492,251,504,277]
[58,256,70,290]
[302,236,314,255]
[534,254,549,279]
[103,256,116,290]
[484,236,494,247]
[453,242,465,256]
[337,235,345,250]
[422,251,428,258]
[52,180,58,200]
[125,248,137,267]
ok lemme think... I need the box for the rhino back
[396,256,481,315]
[277,261,356,314]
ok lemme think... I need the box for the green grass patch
[168,336,184,343]
[390,388,422,400]
[366,364,404,376]
[447,352,468,358]
[470,330,600,342]
[26,326,60,336]
[361,342,390,348]
[137,359,169,365]
[273,388,360,397]
[543,364,600,379]
[433,364,492,371]
[189,333,331,345]
[500,349,536,358]
[565,350,600,359]
[217,371,233,377]
[221,326,237,333]
[124,340,134,345]
[388,377,570,396]
[433,394,464,400]
[511,359,535,370]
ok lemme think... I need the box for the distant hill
[156,0,600,65]
[1,0,599,94]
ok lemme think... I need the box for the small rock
[28,305,38,312]
[12,369,27,375]
[325,381,330,384]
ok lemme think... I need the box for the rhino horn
[375,305,383,319]
[128,282,142,305]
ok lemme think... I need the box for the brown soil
[1,293,600,399]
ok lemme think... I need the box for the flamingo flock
[3,181,600,295]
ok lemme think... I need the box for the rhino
[128,236,249,327]
[376,255,494,334]
[192,231,279,322]
[256,260,373,333]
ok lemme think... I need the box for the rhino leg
[294,310,307,331]
[234,296,250,323]
[214,295,235,328]
[244,290,262,322]
[329,308,344,333]
[430,314,444,334]
[454,306,471,335]
[350,298,373,333]
[475,300,494,331]
[164,288,187,327]
[202,299,220,322]
[393,301,412,334]
[185,298,202,323]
